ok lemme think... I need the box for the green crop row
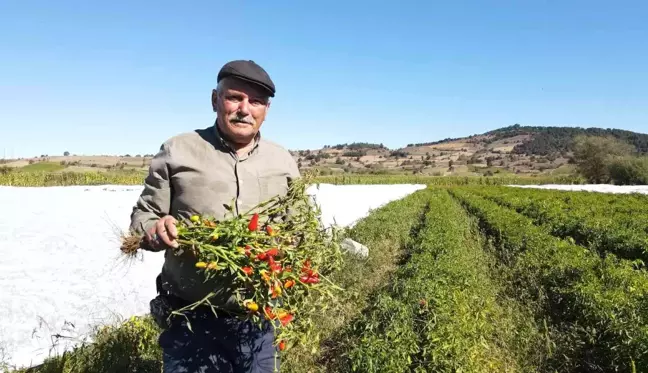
[484,186,648,219]
[282,187,433,372]
[342,189,544,373]
[469,186,648,265]
[2,316,163,373]
[312,174,584,186]
[449,188,648,372]
[0,170,585,187]
[0,171,146,186]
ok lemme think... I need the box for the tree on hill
[342,150,366,157]
[64,151,70,156]
[572,135,634,183]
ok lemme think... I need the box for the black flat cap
[217,60,276,97]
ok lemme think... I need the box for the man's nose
[237,99,251,115]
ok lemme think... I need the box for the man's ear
[211,89,218,112]
[266,98,272,110]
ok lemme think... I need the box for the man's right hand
[144,215,179,250]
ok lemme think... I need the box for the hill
[2,125,647,178]
[291,124,648,177]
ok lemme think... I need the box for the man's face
[212,78,271,146]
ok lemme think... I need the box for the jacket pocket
[258,173,289,201]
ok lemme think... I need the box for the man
[129,60,299,373]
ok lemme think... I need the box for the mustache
[229,116,255,125]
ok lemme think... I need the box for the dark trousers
[158,306,280,373]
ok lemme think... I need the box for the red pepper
[278,340,286,351]
[266,225,275,236]
[267,257,281,272]
[270,262,282,273]
[279,313,294,326]
[265,248,279,257]
[256,252,267,261]
[284,279,295,289]
[241,266,253,276]
[264,306,275,320]
[248,213,259,231]
[300,273,320,284]
[301,262,317,277]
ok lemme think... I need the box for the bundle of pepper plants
[120,175,344,353]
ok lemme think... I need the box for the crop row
[0,170,585,187]
[0,170,146,186]
[311,174,583,186]
[343,189,543,373]
[482,185,648,220]
[469,186,648,264]
[283,186,434,372]
[449,188,648,372]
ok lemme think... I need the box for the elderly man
[129,60,299,373]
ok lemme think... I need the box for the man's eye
[253,98,269,105]
[227,95,241,102]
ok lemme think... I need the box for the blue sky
[1,0,647,158]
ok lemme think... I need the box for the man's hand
[144,215,179,250]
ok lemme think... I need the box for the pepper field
[1,178,648,373]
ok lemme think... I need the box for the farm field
[0,182,427,370]
[2,182,648,373]
[0,170,584,187]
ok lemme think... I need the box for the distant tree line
[406,137,464,148]
[323,142,387,151]
[484,125,648,156]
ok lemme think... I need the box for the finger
[157,218,179,248]
[165,218,178,239]
[150,220,168,247]
[144,229,153,242]
[145,226,157,244]
[157,227,174,247]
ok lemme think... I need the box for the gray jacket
[129,122,300,309]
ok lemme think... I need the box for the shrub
[607,156,648,185]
